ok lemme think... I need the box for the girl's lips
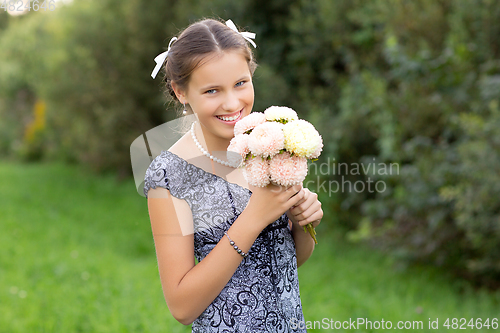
[214,109,243,124]
[215,109,241,118]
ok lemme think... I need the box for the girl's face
[179,51,254,142]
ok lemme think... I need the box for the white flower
[282,119,323,158]
[264,106,298,123]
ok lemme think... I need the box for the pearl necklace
[190,122,235,168]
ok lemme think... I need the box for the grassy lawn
[1,161,499,332]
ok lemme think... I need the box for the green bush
[1,0,500,286]
[327,0,500,286]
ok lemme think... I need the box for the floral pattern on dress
[144,150,307,333]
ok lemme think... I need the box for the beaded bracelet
[224,231,248,258]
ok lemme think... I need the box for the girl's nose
[222,92,240,111]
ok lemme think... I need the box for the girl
[144,18,323,332]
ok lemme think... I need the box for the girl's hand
[286,188,322,229]
[246,183,305,230]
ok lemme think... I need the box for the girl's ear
[171,81,187,104]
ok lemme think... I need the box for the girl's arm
[147,184,304,325]
[290,219,316,267]
[287,189,323,267]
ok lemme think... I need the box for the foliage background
[1,0,499,300]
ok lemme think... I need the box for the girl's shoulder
[143,140,209,199]
[143,151,175,198]
[143,137,191,199]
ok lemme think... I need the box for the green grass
[1,161,499,332]
[299,233,500,332]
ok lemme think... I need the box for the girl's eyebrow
[236,75,251,82]
[200,84,219,92]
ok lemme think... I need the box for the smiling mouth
[215,110,242,122]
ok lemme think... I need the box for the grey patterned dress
[144,150,307,333]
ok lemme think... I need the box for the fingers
[292,199,321,222]
[288,184,303,195]
[290,188,310,209]
[285,184,301,191]
[289,195,323,225]
[289,190,316,214]
[288,186,305,203]
[268,183,301,195]
[297,209,323,227]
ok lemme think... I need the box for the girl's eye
[235,81,245,87]
[205,89,217,94]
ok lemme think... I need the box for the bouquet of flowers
[227,106,323,244]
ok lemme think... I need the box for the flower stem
[303,224,318,244]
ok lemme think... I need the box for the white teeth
[216,112,240,121]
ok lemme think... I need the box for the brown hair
[162,18,257,112]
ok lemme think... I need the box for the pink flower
[227,134,249,167]
[234,112,266,136]
[269,152,308,187]
[243,156,270,187]
[247,122,285,158]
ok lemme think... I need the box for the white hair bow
[225,19,257,48]
[151,37,178,79]
[151,20,256,79]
